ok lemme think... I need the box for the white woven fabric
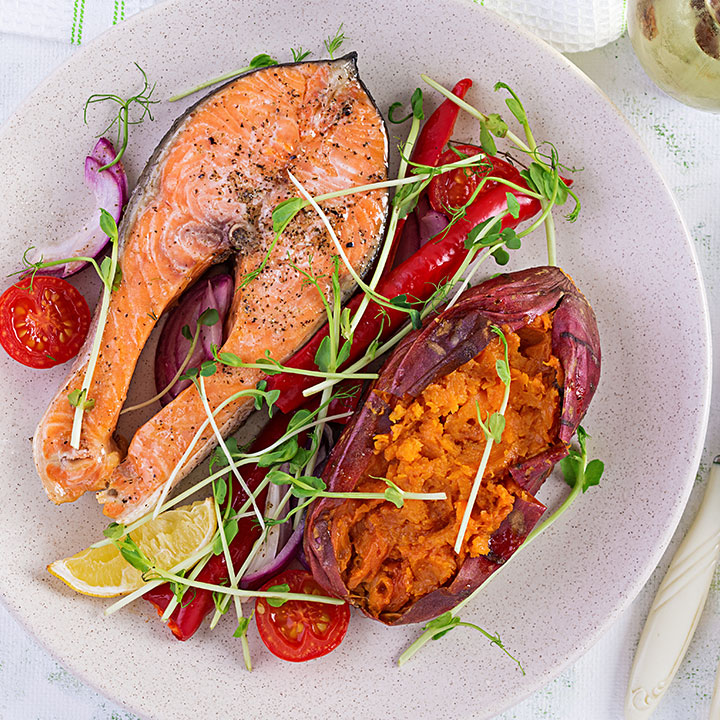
[0,0,627,51]
[0,0,156,44]
[480,0,627,52]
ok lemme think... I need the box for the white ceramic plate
[0,1,711,718]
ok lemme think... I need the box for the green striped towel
[0,0,157,45]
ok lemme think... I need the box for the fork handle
[625,458,720,719]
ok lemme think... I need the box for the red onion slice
[392,194,449,268]
[154,273,234,404]
[419,209,450,245]
[34,138,127,278]
[240,516,304,589]
[90,137,129,205]
[240,426,334,586]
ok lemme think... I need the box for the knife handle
[625,459,720,720]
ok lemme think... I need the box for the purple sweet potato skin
[304,266,601,624]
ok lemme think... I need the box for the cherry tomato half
[255,569,350,662]
[0,276,91,369]
[428,143,518,214]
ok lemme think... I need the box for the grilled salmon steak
[33,55,388,522]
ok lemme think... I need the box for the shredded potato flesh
[330,313,562,618]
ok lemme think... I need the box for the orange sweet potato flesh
[329,315,561,619]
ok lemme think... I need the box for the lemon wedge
[48,498,216,597]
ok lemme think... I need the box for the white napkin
[0,0,156,44]
[479,0,627,52]
[0,0,627,52]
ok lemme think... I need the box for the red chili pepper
[268,160,542,414]
[412,78,472,167]
[143,411,291,640]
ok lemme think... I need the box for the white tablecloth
[1,20,719,720]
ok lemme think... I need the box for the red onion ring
[154,273,234,404]
[392,194,449,268]
[34,138,127,278]
[240,517,305,589]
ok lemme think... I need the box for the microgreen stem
[196,376,265,530]
[208,490,252,668]
[170,69,250,101]
[420,75,530,153]
[84,63,157,171]
[349,98,422,335]
[158,572,345,604]
[70,212,120,449]
[120,316,203,415]
[445,245,500,311]
[12,253,103,285]
[220,361,376,381]
[287,171,413,321]
[308,151,492,205]
[169,54,277,102]
[522,130,557,267]
[453,328,511,554]
[104,544,213,616]
[324,491,446,502]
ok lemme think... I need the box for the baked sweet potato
[304,266,601,625]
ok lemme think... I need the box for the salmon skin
[33,54,388,522]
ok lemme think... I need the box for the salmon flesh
[33,55,388,522]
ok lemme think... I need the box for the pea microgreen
[233,613,253,638]
[169,569,192,605]
[266,583,292,607]
[121,306,221,415]
[505,192,520,219]
[493,81,527,125]
[212,474,228,506]
[399,611,524,673]
[215,347,376,383]
[102,522,126,541]
[558,426,604,493]
[266,468,445,510]
[69,210,120,450]
[84,63,158,171]
[453,326,511,554]
[388,294,422,329]
[479,120,497,156]
[211,517,239,555]
[67,388,95,411]
[169,53,278,102]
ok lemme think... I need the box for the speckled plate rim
[0,0,712,718]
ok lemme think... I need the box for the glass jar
[628,0,720,111]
